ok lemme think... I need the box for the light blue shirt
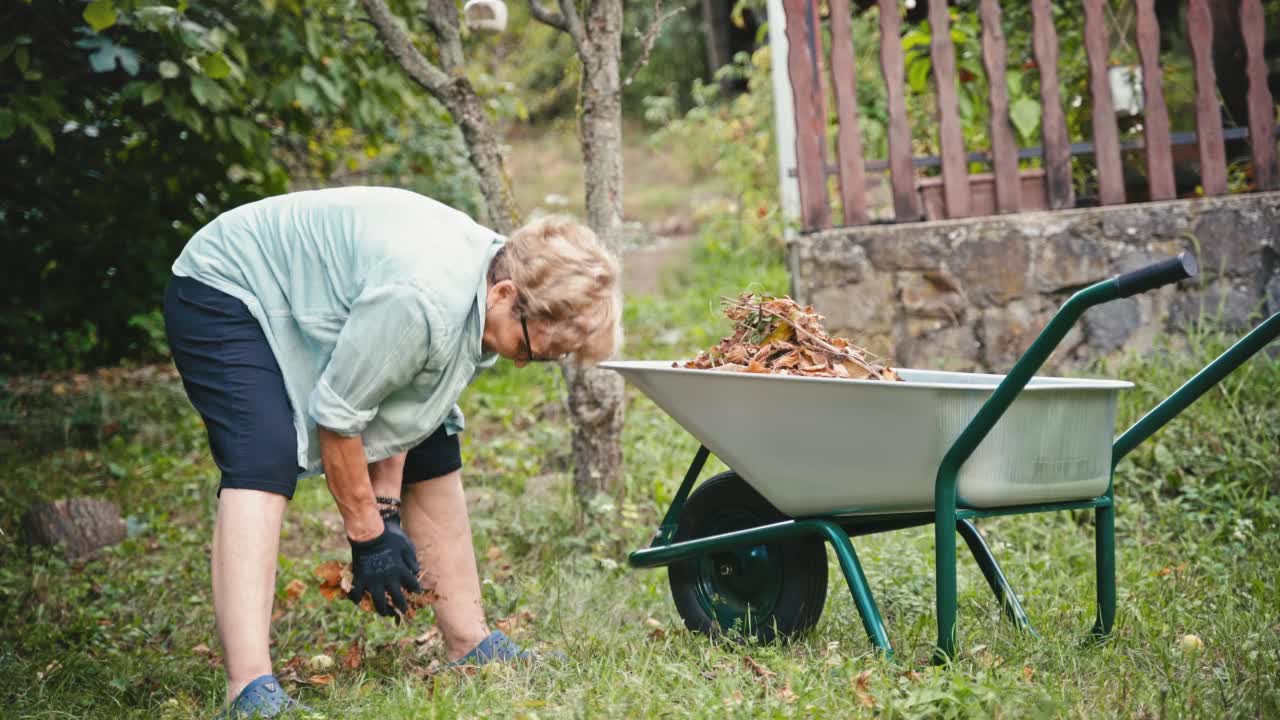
[171,186,503,474]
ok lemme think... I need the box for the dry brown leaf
[776,684,798,704]
[415,626,442,647]
[494,609,536,636]
[191,643,211,656]
[842,359,873,380]
[343,641,363,671]
[743,656,776,679]
[315,560,344,587]
[284,578,307,604]
[854,669,876,708]
[1022,665,1035,683]
[307,674,335,685]
[710,363,746,372]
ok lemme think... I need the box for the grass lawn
[2,228,1277,719]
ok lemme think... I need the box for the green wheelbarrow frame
[628,254,1280,662]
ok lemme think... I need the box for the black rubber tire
[667,471,828,643]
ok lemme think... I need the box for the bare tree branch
[527,1,568,33]
[624,0,685,87]
[360,0,451,97]
[424,0,465,71]
[556,0,588,52]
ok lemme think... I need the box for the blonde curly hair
[487,215,621,364]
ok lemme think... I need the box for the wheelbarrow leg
[814,521,894,658]
[956,519,1038,637]
[934,502,958,663]
[1090,498,1116,640]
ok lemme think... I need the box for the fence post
[767,0,803,235]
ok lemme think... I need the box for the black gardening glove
[348,524,422,618]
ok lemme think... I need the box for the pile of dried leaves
[315,560,439,620]
[681,293,901,381]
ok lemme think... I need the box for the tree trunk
[438,79,520,234]
[566,0,627,499]
[21,498,126,559]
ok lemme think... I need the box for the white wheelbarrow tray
[602,361,1133,516]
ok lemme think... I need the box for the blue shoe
[218,674,311,719]
[449,630,534,667]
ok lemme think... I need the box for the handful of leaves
[681,293,901,382]
[315,560,439,619]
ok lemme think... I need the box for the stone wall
[788,191,1280,372]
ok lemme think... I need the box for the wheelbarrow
[602,254,1280,661]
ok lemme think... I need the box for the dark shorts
[163,275,461,499]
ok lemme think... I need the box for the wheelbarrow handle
[1112,310,1280,467]
[1114,253,1199,299]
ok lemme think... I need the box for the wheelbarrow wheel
[668,471,828,643]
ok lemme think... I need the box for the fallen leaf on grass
[415,626,442,648]
[744,655,776,678]
[776,684,798,704]
[276,656,306,683]
[853,669,876,708]
[343,642,364,671]
[1022,665,1035,682]
[191,644,211,656]
[308,654,334,672]
[306,674,334,685]
[494,609,536,636]
[284,578,307,604]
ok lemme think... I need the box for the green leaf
[228,117,254,149]
[142,82,164,106]
[1009,96,1042,141]
[0,109,15,139]
[15,47,28,74]
[315,75,343,106]
[84,0,118,32]
[202,52,231,80]
[28,121,54,152]
[158,60,180,79]
[1006,69,1024,94]
[294,84,319,111]
[907,59,932,93]
[189,75,216,106]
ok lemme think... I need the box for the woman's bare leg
[401,470,491,660]
[213,488,287,703]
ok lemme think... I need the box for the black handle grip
[1114,253,1198,298]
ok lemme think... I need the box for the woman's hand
[348,526,422,617]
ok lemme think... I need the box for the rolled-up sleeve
[308,284,441,436]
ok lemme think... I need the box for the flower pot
[917,168,1048,220]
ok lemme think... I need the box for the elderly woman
[162,186,619,717]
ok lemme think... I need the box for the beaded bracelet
[375,495,401,520]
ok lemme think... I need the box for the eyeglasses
[519,311,564,363]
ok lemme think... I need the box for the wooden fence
[774,0,1279,232]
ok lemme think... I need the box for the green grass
[1,233,1278,718]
